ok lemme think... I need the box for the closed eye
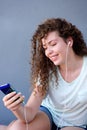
[50,41,57,46]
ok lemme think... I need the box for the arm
[3,87,44,123]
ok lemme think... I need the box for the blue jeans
[40,106,87,130]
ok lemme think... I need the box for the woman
[0,18,87,130]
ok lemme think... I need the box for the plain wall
[0,0,87,125]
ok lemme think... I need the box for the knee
[8,111,51,130]
[8,120,26,130]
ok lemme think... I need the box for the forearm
[10,87,44,123]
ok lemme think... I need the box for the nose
[45,47,53,57]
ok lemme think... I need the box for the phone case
[0,83,15,95]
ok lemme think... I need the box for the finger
[9,103,23,111]
[7,95,25,110]
[3,91,17,102]
[8,92,22,103]
[3,92,22,107]
[3,92,24,107]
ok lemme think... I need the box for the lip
[49,54,58,61]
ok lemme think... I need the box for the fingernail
[23,95,25,98]
[18,92,21,94]
[13,91,16,93]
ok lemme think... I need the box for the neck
[59,55,83,82]
[59,53,83,71]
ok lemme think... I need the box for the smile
[49,55,58,61]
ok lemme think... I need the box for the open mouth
[49,54,58,61]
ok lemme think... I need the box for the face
[42,31,68,66]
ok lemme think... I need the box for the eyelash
[53,43,56,45]
[43,42,57,50]
[51,42,56,46]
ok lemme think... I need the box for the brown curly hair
[30,18,87,95]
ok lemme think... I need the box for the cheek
[59,46,67,55]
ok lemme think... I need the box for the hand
[3,91,25,111]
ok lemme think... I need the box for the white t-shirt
[41,56,87,128]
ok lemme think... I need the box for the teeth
[52,55,57,58]
[49,54,58,61]
[51,56,56,60]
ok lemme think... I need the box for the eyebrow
[42,39,58,47]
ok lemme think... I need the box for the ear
[67,37,73,47]
[67,41,71,46]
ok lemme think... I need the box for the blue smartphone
[0,83,24,103]
[0,83,15,95]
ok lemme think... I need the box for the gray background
[0,0,87,125]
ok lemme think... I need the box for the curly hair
[30,18,87,95]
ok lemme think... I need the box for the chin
[53,61,60,66]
